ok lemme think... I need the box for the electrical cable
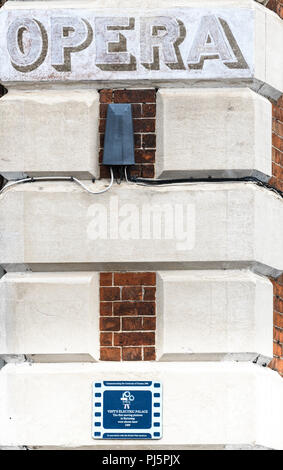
[124,167,283,199]
[0,167,114,196]
[72,169,114,194]
[1,166,282,200]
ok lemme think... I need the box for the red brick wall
[99,89,156,179]
[270,276,283,376]
[270,99,283,192]
[270,93,283,375]
[100,272,156,361]
[266,0,283,17]
[269,0,283,194]
[267,2,283,376]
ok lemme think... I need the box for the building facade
[0,0,282,450]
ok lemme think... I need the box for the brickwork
[99,89,156,179]
[266,0,283,17]
[100,272,156,361]
[267,0,283,375]
[270,275,283,377]
[270,96,283,193]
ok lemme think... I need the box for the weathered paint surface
[0,8,254,82]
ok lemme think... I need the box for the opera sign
[0,8,254,81]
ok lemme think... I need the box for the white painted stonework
[156,270,273,359]
[0,0,282,452]
[156,88,272,179]
[0,269,273,360]
[1,1,263,7]
[0,272,99,360]
[0,86,273,181]
[0,362,282,449]
[0,89,99,179]
[0,182,282,275]
[0,1,282,94]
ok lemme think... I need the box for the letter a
[187,15,248,70]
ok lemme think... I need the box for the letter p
[51,17,93,72]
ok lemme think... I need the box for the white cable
[72,168,114,194]
[124,166,129,183]
[0,168,114,196]
[0,177,33,194]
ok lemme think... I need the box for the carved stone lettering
[0,8,253,82]
[187,15,248,70]
[51,17,93,72]
[140,17,185,70]
[95,17,136,71]
[188,15,234,69]
[218,18,249,70]
[7,17,47,73]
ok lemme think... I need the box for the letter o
[7,17,47,73]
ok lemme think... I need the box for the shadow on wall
[0,81,7,191]
[0,1,7,190]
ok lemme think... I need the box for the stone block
[0,90,99,179]
[0,272,99,360]
[156,88,271,179]
[156,270,273,359]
